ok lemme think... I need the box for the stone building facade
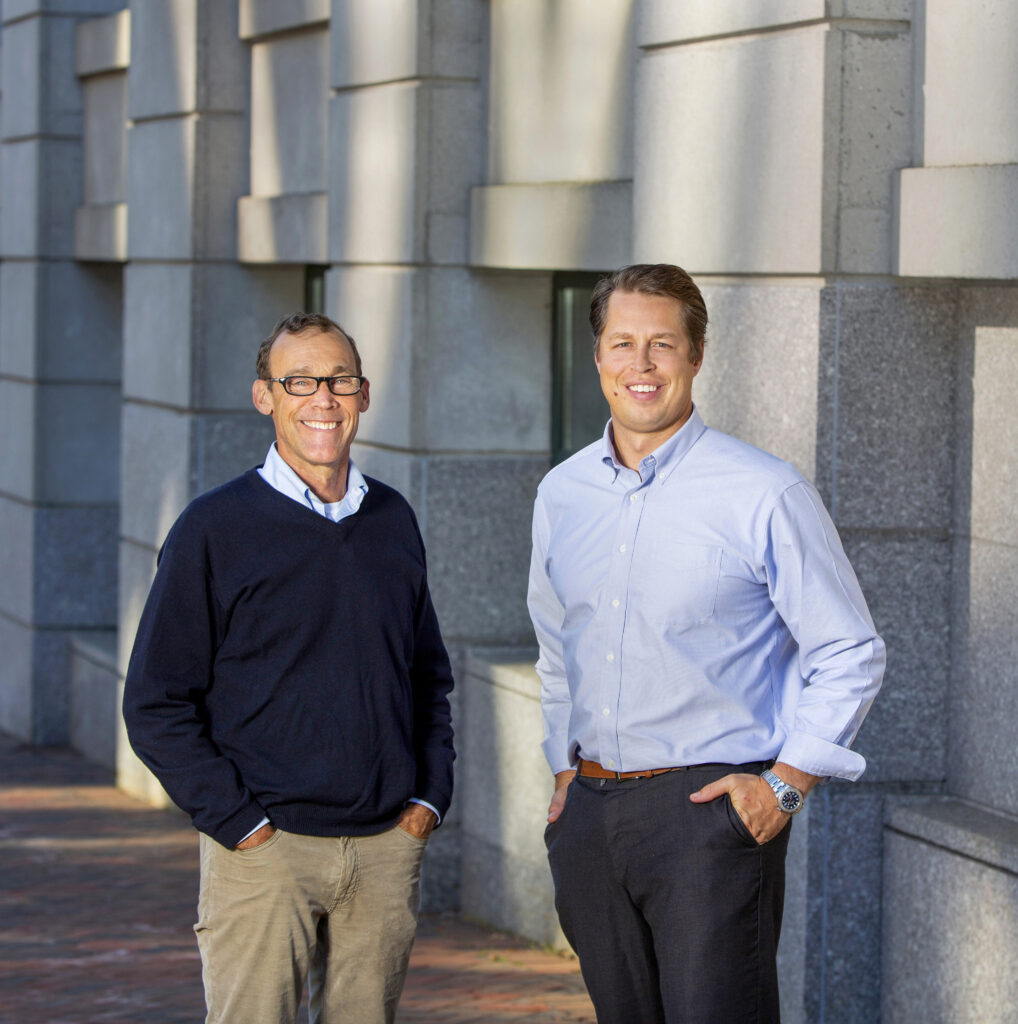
[1,1,1016,1020]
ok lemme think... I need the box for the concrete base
[69,631,118,769]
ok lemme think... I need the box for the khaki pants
[194,825,427,1024]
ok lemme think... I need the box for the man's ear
[252,379,273,416]
[358,378,370,413]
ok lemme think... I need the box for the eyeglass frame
[263,374,366,397]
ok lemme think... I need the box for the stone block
[695,281,821,480]
[0,614,33,739]
[816,282,957,530]
[803,786,887,1023]
[1,260,123,381]
[634,26,827,273]
[75,202,128,261]
[4,0,123,18]
[122,263,193,407]
[948,539,1018,817]
[458,654,567,947]
[1,15,43,139]
[420,820,460,913]
[922,0,1018,166]
[239,0,328,40]
[422,455,547,645]
[34,382,121,504]
[420,269,552,451]
[882,800,1018,1023]
[0,379,36,500]
[82,71,127,204]
[34,505,119,627]
[249,29,328,197]
[128,0,245,117]
[119,402,192,549]
[76,8,130,76]
[898,165,1018,280]
[637,0,908,47]
[69,631,119,768]
[840,533,951,782]
[117,537,159,677]
[969,321,1018,547]
[469,182,632,271]
[836,26,913,274]
[347,444,423,516]
[190,411,277,494]
[487,0,633,184]
[0,497,34,624]
[237,193,328,264]
[1,138,82,257]
[128,114,245,261]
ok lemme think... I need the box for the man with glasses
[124,312,454,1024]
[528,265,884,1023]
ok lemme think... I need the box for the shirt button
[606,758,615,768]
[618,543,626,553]
[611,598,620,608]
[629,494,638,503]
[602,707,611,717]
[606,652,615,662]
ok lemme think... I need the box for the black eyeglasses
[264,375,365,396]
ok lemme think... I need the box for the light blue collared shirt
[243,443,440,836]
[528,408,885,781]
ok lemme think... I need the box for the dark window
[552,273,609,464]
[304,265,327,313]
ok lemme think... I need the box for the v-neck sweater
[123,469,455,848]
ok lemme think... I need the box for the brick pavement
[0,731,594,1023]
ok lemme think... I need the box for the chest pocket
[629,541,722,626]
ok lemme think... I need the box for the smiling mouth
[302,420,339,431]
[627,384,660,393]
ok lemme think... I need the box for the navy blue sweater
[123,469,455,848]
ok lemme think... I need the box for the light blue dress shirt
[527,408,885,782]
[244,443,440,834]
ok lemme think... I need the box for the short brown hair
[256,312,363,380]
[589,264,708,363]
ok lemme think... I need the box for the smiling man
[528,265,884,1023]
[123,312,454,1024]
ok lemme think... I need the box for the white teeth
[628,384,659,393]
[303,421,338,430]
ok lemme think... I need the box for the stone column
[0,0,124,743]
[116,0,303,800]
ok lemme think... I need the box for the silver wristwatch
[761,769,804,814]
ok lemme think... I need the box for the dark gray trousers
[545,764,790,1024]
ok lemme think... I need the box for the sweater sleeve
[122,514,267,848]
[407,533,456,822]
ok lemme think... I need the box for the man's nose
[632,343,655,370]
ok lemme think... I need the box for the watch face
[779,790,802,812]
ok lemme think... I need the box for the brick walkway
[0,732,594,1023]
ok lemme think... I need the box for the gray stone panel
[695,281,821,480]
[190,411,276,494]
[34,505,119,627]
[237,193,328,264]
[347,445,423,516]
[0,497,34,624]
[0,379,36,500]
[949,539,1018,817]
[127,0,197,118]
[117,537,159,677]
[1,260,123,381]
[82,71,127,204]
[1,138,82,258]
[239,0,328,39]
[1,15,43,139]
[634,27,827,273]
[420,821,460,913]
[34,382,121,504]
[75,9,130,76]
[75,201,128,261]
[883,803,1018,1023]
[817,283,957,530]
[841,534,951,783]
[69,631,118,768]
[423,455,547,645]
[4,0,123,18]
[122,263,193,407]
[249,30,328,197]
[804,785,886,1023]
[0,614,33,739]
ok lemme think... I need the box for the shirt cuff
[408,797,441,826]
[777,732,867,781]
[238,816,270,844]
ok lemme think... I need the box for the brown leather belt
[576,757,697,780]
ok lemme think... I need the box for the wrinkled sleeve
[765,481,886,780]
[527,489,574,774]
[122,519,267,848]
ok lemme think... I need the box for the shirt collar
[260,442,368,520]
[599,405,707,483]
